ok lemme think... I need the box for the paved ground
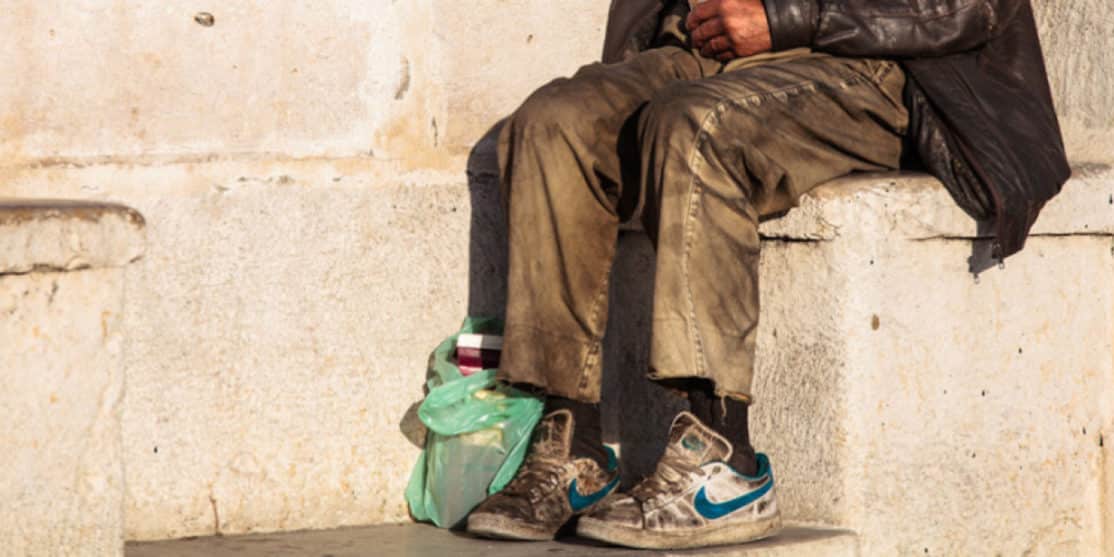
[126,523,857,556]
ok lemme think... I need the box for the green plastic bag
[405,317,543,528]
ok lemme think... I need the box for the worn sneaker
[577,411,781,549]
[466,409,620,541]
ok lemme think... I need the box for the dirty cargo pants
[496,46,908,403]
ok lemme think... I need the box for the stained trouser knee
[502,79,612,207]
[508,79,600,147]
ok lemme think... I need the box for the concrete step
[125,524,858,557]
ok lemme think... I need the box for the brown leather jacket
[603,0,1071,259]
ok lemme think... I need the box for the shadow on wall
[395,122,511,454]
[464,121,510,318]
[459,120,685,487]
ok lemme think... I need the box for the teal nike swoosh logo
[693,477,773,520]
[568,475,620,513]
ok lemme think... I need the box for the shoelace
[503,455,567,503]
[630,444,704,503]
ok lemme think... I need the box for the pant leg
[639,54,909,401]
[496,47,716,403]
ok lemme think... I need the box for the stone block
[113,177,476,540]
[0,1,411,161]
[0,1,608,169]
[0,201,146,556]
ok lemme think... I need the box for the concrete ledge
[759,165,1114,241]
[0,199,146,274]
[4,158,1107,548]
[125,524,859,557]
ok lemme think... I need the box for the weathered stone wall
[1,0,609,541]
[0,0,1110,545]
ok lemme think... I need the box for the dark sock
[543,395,609,469]
[662,379,758,476]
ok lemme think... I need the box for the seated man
[467,0,1069,550]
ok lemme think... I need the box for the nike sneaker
[577,411,780,549]
[466,409,620,540]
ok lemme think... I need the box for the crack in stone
[209,493,221,536]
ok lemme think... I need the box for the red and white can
[456,333,504,376]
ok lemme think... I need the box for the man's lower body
[467,46,908,549]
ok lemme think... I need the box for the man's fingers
[690,18,726,44]
[686,0,721,30]
[700,35,734,57]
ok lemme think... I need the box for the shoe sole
[466,512,559,541]
[576,512,783,550]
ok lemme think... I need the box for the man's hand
[687,0,773,62]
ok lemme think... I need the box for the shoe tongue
[668,411,732,464]
[530,409,574,459]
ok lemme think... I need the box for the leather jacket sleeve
[761,0,1026,57]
